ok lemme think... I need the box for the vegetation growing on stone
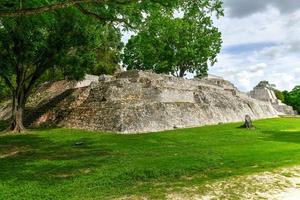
[283,86,300,114]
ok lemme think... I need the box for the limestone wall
[75,74,99,88]
[0,102,11,121]
[0,71,285,133]
[250,87,277,103]
[60,71,279,133]
[249,81,295,115]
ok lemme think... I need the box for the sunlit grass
[280,129,300,132]
[0,118,300,199]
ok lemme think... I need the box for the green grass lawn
[1,118,300,199]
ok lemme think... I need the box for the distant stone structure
[249,81,295,115]
[241,115,254,129]
[0,71,294,133]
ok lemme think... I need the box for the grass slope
[1,118,300,199]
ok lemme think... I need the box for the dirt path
[118,166,300,200]
[168,166,300,200]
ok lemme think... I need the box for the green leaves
[0,1,223,29]
[122,6,223,77]
[0,0,224,115]
[283,86,300,114]
[0,7,119,95]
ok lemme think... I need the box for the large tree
[0,0,223,132]
[123,13,222,77]
[46,25,123,79]
[87,25,123,75]
[0,9,105,132]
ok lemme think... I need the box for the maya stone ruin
[249,81,295,115]
[0,70,296,133]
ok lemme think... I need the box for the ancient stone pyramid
[58,71,281,133]
[0,70,292,133]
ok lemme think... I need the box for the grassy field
[1,118,300,199]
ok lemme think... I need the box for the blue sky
[222,42,279,55]
[122,0,300,92]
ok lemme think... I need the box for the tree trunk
[10,92,26,133]
[179,69,185,77]
[11,106,25,133]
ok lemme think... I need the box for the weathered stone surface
[241,115,254,129]
[75,74,99,88]
[0,101,11,121]
[57,71,280,133]
[250,81,296,115]
[1,71,292,133]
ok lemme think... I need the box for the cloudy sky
[210,0,300,92]
[122,0,300,92]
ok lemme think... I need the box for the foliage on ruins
[274,89,285,103]
[283,86,300,114]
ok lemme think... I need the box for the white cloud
[249,63,267,73]
[214,7,284,47]
[224,0,300,17]
[210,5,300,92]
[121,2,300,92]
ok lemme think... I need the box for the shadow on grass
[263,130,300,144]
[0,133,115,183]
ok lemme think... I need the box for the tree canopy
[0,0,223,26]
[0,8,109,131]
[122,14,222,77]
[87,25,123,75]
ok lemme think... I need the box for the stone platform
[0,71,294,133]
[54,71,281,133]
[249,81,296,115]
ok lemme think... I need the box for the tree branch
[0,0,101,17]
[24,52,57,98]
[0,0,143,17]
[74,4,134,28]
[74,4,107,22]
